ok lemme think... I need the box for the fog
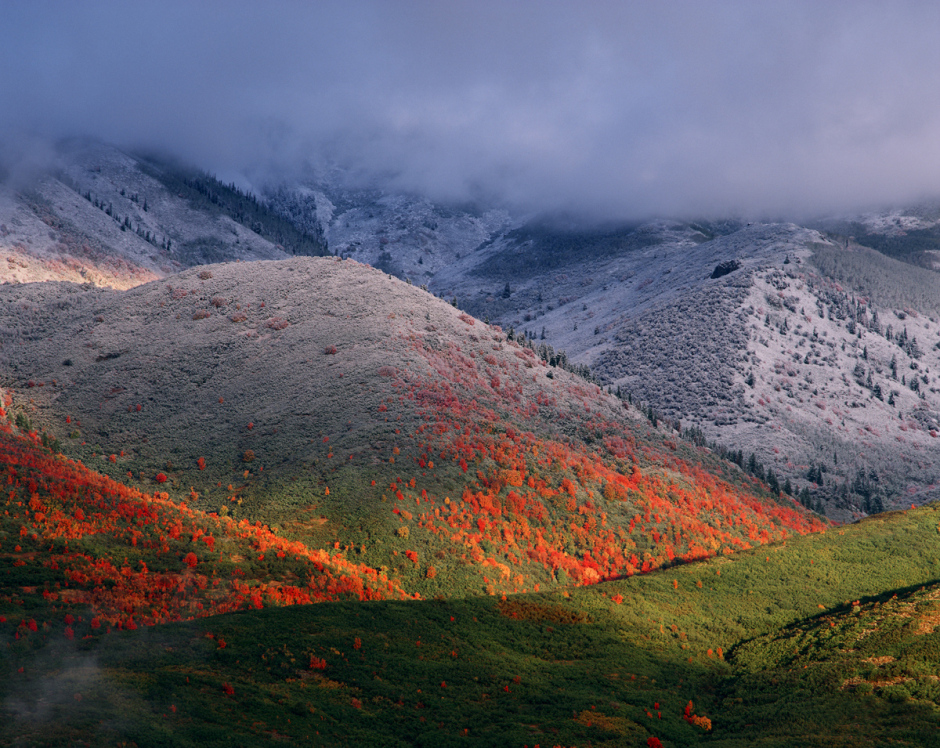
[4,1,940,220]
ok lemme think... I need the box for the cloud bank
[4,1,940,220]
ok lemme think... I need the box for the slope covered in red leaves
[361,324,825,595]
[0,257,826,606]
[0,420,409,634]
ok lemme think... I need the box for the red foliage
[371,332,829,597]
[155,473,168,484]
[0,425,413,632]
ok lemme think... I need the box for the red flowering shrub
[324,345,337,354]
[155,473,168,484]
[183,552,198,568]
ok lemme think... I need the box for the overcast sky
[4,1,940,220]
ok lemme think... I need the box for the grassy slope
[0,258,824,604]
[2,417,940,745]
[5,259,938,745]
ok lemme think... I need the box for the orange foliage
[0,424,412,631]
[387,333,827,596]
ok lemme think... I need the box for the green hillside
[2,259,940,745]
[2,416,940,745]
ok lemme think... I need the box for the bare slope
[0,257,823,599]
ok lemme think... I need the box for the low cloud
[4,1,940,220]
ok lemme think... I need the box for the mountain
[283,179,940,520]
[3,143,940,744]
[3,141,939,520]
[0,256,823,601]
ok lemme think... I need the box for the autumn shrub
[265,317,289,330]
[198,270,212,280]
[210,296,226,307]
[192,310,211,320]
[230,313,247,322]
[324,345,337,354]
[242,450,255,463]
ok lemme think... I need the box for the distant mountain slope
[0,140,325,289]
[0,257,823,601]
[384,216,940,520]
[265,179,513,280]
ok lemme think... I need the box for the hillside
[6,257,940,745]
[1,416,939,745]
[0,257,823,602]
[278,176,940,517]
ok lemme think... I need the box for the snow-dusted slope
[267,182,514,282]
[0,141,292,288]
